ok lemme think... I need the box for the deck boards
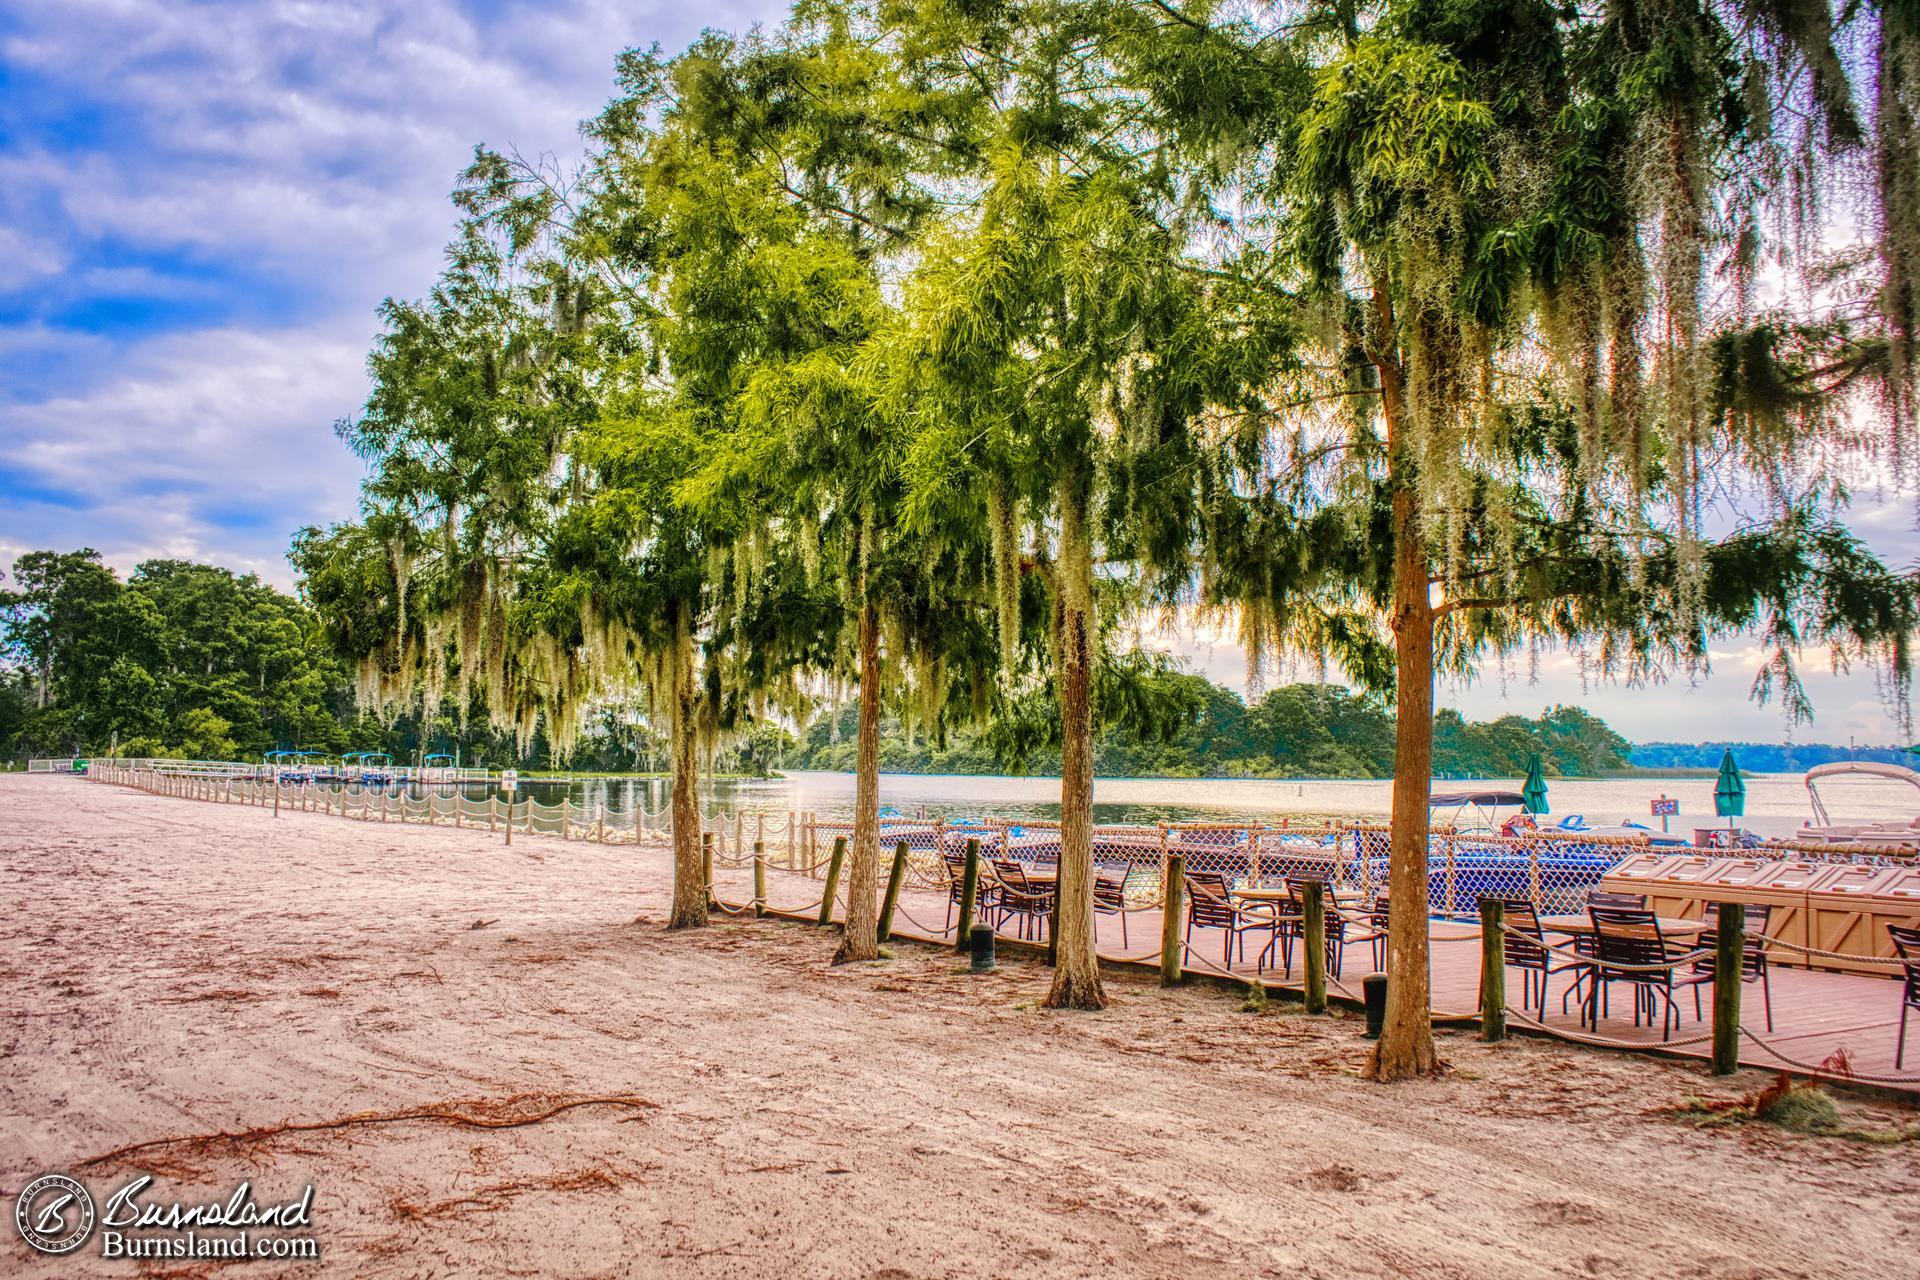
[715,864,1919,1091]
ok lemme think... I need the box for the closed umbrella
[1714,748,1746,830]
[1521,753,1549,815]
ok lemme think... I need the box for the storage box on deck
[1685,858,1825,968]
[1803,863,1920,976]
[1598,855,1823,966]
[1596,853,1714,913]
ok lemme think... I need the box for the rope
[891,901,958,938]
[710,896,758,917]
[1504,1006,1717,1050]
[1514,931,1718,973]
[1735,1027,1920,1085]
[1753,936,1909,967]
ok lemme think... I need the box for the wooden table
[1231,886,1365,908]
[1537,913,1708,938]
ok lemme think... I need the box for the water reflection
[413,768,1915,837]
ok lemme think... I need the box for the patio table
[1537,914,1709,938]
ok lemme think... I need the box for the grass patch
[1241,983,1269,1014]
[1663,1064,1920,1144]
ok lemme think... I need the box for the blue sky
[0,0,1913,745]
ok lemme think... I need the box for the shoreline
[6,774,1915,1276]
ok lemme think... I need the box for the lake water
[520,769,1920,838]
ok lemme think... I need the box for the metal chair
[1093,869,1130,948]
[1367,895,1391,971]
[1274,876,1348,978]
[1891,924,1920,1068]
[1586,907,1685,1040]
[1498,898,1588,1015]
[941,850,998,931]
[1674,902,1774,1032]
[990,859,1054,941]
[1183,872,1275,971]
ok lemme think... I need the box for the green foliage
[0,550,351,759]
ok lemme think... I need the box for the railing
[77,763,1915,915]
[81,760,805,864]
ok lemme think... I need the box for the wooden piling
[877,840,909,943]
[1160,853,1185,986]
[702,831,716,912]
[1712,900,1743,1075]
[1303,880,1327,1014]
[1478,897,1506,1042]
[956,837,981,952]
[753,841,767,919]
[818,836,847,927]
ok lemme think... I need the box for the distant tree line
[794,675,1632,780]
[0,549,790,773]
[1631,741,1920,773]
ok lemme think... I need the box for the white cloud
[0,0,787,587]
[1,322,370,586]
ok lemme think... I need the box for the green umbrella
[1521,753,1550,815]
[1714,748,1746,828]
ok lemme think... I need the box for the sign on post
[1650,795,1678,833]
[499,769,519,793]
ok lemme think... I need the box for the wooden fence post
[1479,897,1506,1042]
[1160,853,1185,986]
[702,831,715,912]
[1712,900,1743,1075]
[818,836,847,927]
[1303,880,1327,1014]
[273,780,279,819]
[753,841,767,919]
[878,840,909,943]
[504,795,512,846]
[956,837,981,952]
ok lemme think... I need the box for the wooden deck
[715,864,1920,1093]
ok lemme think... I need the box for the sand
[2,772,1915,1278]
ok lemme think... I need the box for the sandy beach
[2,772,1916,1278]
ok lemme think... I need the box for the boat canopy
[1806,760,1920,827]
[1428,790,1525,808]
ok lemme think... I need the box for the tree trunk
[1365,305,1442,1081]
[666,604,707,930]
[1044,476,1106,1010]
[834,600,882,963]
